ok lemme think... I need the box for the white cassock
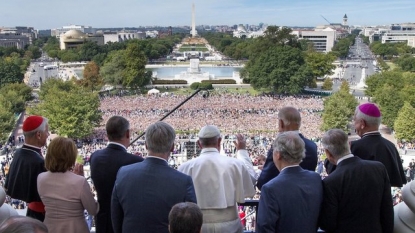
[178,148,256,233]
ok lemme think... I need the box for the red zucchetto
[22,115,44,132]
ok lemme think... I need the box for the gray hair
[272,132,305,164]
[355,106,381,127]
[198,136,220,148]
[0,216,48,233]
[106,116,130,141]
[321,129,351,159]
[278,107,301,127]
[145,122,175,154]
[23,117,48,138]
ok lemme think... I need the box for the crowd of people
[0,93,413,233]
[97,93,324,140]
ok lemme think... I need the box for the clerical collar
[337,154,354,165]
[23,143,42,151]
[361,131,380,138]
[108,142,127,151]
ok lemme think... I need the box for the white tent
[148,88,160,94]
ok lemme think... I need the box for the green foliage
[0,97,14,142]
[370,42,411,58]
[199,82,214,90]
[331,35,356,58]
[100,50,125,86]
[305,51,336,79]
[321,78,333,90]
[122,43,150,88]
[0,83,33,102]
[152,79,187,85]
[190,82,200,90]
[201,79,236,84]
[77,61,103,91]
[365,71,415,128]
[321,81,358,131]
[394,102,415,141]
[395,54,415,72]
[29,79,102,138]
[241,45,312,94]
[359,35,370,45]
[202,32,251,60]
[0,58,24,86]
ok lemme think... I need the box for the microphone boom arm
[129,88,202,146]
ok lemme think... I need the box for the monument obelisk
[191,3,197,37]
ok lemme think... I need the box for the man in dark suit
[319,129,393,233]
[256,132,323,233]
[351,102,406,187]
[90,116,144,233]
[111,121,197,233]
[257,106,318,190]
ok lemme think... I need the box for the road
[26,52,59,87]
[331,37,378,97]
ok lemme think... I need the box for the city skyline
[1,0,414,29]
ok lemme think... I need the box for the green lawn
[179,46,209,52]
[385,62,398,70]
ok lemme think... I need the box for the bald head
[278,107,301,131]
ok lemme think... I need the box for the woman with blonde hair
[37,137,99,233]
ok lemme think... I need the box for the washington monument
[191,3,197,37]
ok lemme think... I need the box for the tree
[395,54,415,72]
[122,43,151,88]
[0,90,25,113]
[29,79,102,139]
[374,84,403,128]
[0,83,33,102]
[0,96,14,142]
[321,81,358,131]
[305,51,336,79]
[241,45,312,94]
[365,71,415,128]
[78,61,103,91]
[394,102,415,141]
[100,50,126,86]
[0,58,24,86]
[322,78,333,90]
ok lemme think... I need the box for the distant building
[59,30,104,50]
[52,25,96,38]
[102,31,145,44]
[292,28,336,52]
[365,23,415,47]
[0,26,37,48]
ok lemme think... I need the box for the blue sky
[1,0,414,29]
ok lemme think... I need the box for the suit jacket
[350,132,406,187]
[257,166,323,233]
[37,171,99,233]
[111,157,197,233]
[319,157,394,233]
[257,134,317,190]
[90,143,143,233]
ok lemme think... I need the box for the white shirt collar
[280,164,300,172]
[146,155,168,163]
[108,142,127,150]
[337,154,354,165]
